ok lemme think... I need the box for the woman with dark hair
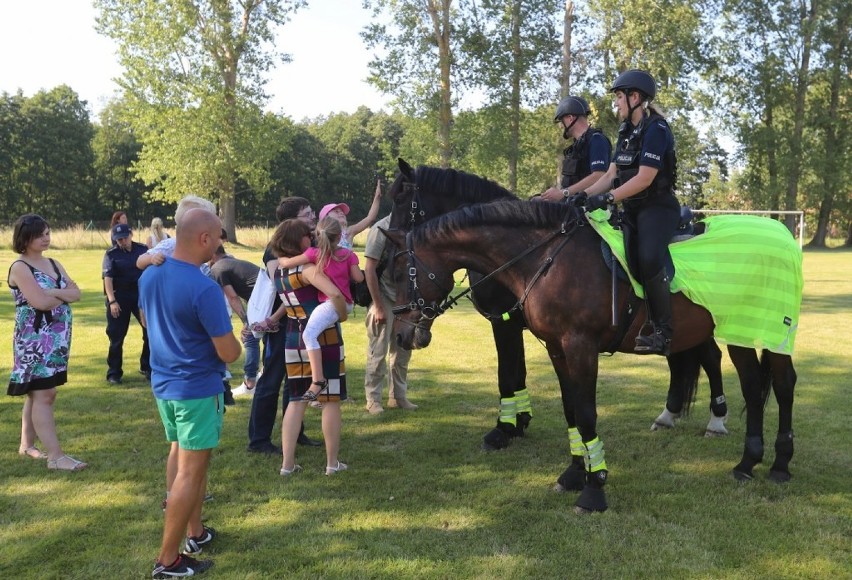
[7,214,86,471]
[269,219,349,477]
[110,211,128,246]
[583,69,680,356]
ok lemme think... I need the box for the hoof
[575,486,608,513]
[554,466,585,493]
[732,468,754,482]
[651,409,679,431]
[482,428,511,451]
[704,428,728,438]
[768,469,792,483]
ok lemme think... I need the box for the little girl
[278,216,364,400]
[318,178,383,250]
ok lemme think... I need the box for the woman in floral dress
[7,214,86,471]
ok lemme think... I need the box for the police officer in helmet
[582,69,680,355]
[541,96,612,203]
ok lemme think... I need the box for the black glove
[565,191,587,208]
[585,192,615,212]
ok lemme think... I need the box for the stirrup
[302,380,328,402]
[634,330,671,355]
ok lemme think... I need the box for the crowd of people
[7,69,674,578]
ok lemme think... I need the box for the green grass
[0,247,850,578]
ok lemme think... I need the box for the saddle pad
[587,210,803,355]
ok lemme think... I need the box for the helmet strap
[561,115,579,139]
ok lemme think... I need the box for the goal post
[693,209,805,250]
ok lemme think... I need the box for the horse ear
[379,226,405,248]
[398,158,414,179]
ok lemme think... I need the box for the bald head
[174,208,223,265]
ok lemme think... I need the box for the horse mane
[414,200,580,244]
[415,165,517,204]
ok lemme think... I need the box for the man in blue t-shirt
[139,208,241,579]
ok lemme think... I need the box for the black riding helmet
[553,96,591,122]
[554,95,591,139]
[610,69,656,102]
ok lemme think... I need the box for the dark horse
[387,200,798,512]
[387,159,729,453]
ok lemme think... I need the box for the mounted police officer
[582,69,680,355]
[541,95,612,202]
[103,223,151,383]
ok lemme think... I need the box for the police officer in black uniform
[542,96,612,202]
[103,223,151,383]
[582,70,680,355]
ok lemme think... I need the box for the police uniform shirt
[587,131,612,174]
[103,241,149,291]
[637,118,674,171]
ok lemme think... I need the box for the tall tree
[91,99,151,225]
[806,0,850,246]
[459,0,561,190]
[0,87,94,222]
[363,0,457,167]
[95,0,305,240]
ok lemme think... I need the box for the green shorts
[156,393,224,450]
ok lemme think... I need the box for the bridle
[391,215,583,323]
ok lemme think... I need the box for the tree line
[1,0,848,246]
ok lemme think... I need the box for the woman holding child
[269,219,351,477]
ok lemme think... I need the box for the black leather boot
[635,269,673,355]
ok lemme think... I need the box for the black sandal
[302,380,328,402]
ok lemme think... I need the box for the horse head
[387,158,517,233]
[381,226,455,350]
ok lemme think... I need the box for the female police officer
[581,69,680,355]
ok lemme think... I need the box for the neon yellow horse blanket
[587,211,803,355]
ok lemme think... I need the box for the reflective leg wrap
[514,389,533,417]
[568,427,584,458]
[498,397,518,427]
[584,437,607,473]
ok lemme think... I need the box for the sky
[0,0,390,121]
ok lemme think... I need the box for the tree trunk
[427,1,453,168]
[507,0,522,191]
[558,1,574,184]
[809,2,847,248]
[783,0,817,234]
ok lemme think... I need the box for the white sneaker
[232,381,255,397]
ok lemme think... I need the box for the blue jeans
[242,331,259,380]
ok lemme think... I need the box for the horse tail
[666,348,701,417]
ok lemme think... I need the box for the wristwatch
[604,192,615,204]
[562,189,571,199]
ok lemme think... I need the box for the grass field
[0,243,850,578]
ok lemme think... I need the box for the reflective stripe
[584,437,608,473]
[498,397,518,426]
[515,389,532,416]
[568,427,584,457]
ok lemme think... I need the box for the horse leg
[546,345,585,492]
[652,349,698,431]
[728,346,769,481]
[767,353,796,482]
[700,340,729,437]
[482,316,530,451]
[552,339,607,513]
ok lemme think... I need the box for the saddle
[600,206,703,284]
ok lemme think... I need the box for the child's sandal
[302,380,328,402]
